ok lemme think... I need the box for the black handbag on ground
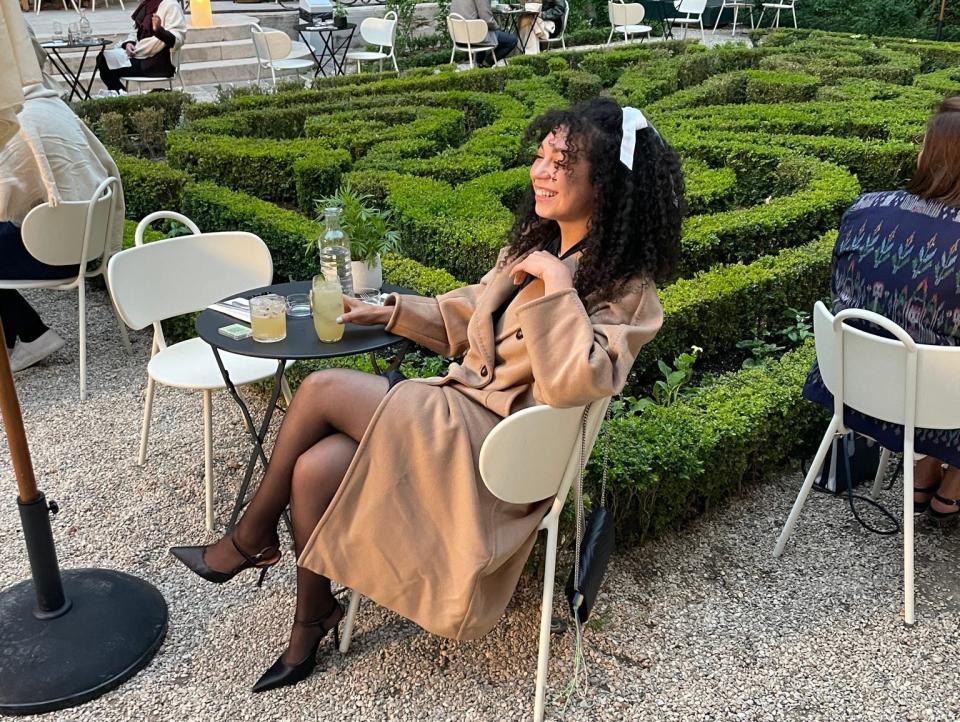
[565,404,614,626]
[815,431,882,495]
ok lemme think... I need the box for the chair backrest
[107,232,273,331]
[813,301,960,432]
[609,1,645,25]
[251,26,292,62]
[360,10,398,48]
[675,0,707,15]
[21,176,117,270]
[479,400,610,522]
[448,13,491,45]
[134,211,201,247]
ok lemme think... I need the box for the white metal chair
[758,0,797,28]
[250,26,316,88]
[0,177,130,401]
[672,0,708,40]
[543,0,570,49]
[337,400,611,722]
[34,0,79,14]
[447,12,500,69]
[107,226,293,531]
[89,0,125,10]
[711,0,755,35]
[345,10,399,74]
[607,1,652,45]
[124,44,186,93]
[774,302,960,626]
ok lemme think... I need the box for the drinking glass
[68,23,79,43]
[52,21,64,42]
[353,288,382,306]
[310,275,344,343]
[249,294,287,343]
[285,293,311,317]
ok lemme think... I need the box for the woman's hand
[510,250,574,295]
[123,41,135,57]
[151,15,162,31]
[337,295,392,326]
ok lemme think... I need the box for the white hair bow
[619,106,649,171]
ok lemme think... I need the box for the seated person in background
[0,82,125,372]
[451,0,518,66]
[803,96,960,524]
[95,0,186,93]
[530,0,567,52]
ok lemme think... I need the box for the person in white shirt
[0,84,125,372]
[95,0,186,93]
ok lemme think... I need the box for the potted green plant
[333,0,348,28]
[313,183,401,290]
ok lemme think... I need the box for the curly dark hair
[505,97,685,304]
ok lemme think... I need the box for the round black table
[40,38,109,102]
[197,280,413,529]
[297,23,358,77]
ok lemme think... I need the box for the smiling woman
[169,96,685,695]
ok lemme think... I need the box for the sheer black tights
[204,368,388,663]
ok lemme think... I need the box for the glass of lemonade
[250,294,287,343]
[310,275,344,343]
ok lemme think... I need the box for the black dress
[96,25,177,91]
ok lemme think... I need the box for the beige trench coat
[299,249,664,640]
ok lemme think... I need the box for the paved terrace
[2,284,959,721]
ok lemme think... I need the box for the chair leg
[202,389,214,532]
[903,440,915,625]
[138,375,156,466]
[731,5,739,35]
[758,8,765,25]
[392,55,399,74]
[280,375,293,406]
[561,36,566,49]
[870,447,891,500]
[713,4,723,32]
[533,522,558,722]
[774,7,781,26]
[339,589,362,653]
[78,282,87,401]
[792,6,797,27]
[774,415,842,557]
[699,18,705,41]
[607,27,614,45]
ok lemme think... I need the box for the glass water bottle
[319,207,353,297]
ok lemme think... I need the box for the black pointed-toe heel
[251,602,344,694]
[913,483,941,514]
[170,534,281,586]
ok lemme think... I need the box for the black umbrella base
[0,568,167,715]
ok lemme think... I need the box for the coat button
[480,365,488,377]
[516,329,524,340]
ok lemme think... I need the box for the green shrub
[180,182,323,282]
[166,133,351,213]
[598,342,825,539]
[74,91,191,135]
[635,231,835,385]
[114,155,190,222]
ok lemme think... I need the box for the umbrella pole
[0,319,168,716]
[0,319,69,617]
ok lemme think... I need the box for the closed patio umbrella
[0,4,168,713]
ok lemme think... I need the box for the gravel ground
[1,287,959,722]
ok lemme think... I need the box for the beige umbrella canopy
[0,0,42,148]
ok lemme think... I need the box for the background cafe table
[298,22,357,77]
[39,37,109,102]
[196,280,413,530]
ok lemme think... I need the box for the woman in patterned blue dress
[803,96,960,523]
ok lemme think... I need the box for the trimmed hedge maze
[87,28,959,538]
